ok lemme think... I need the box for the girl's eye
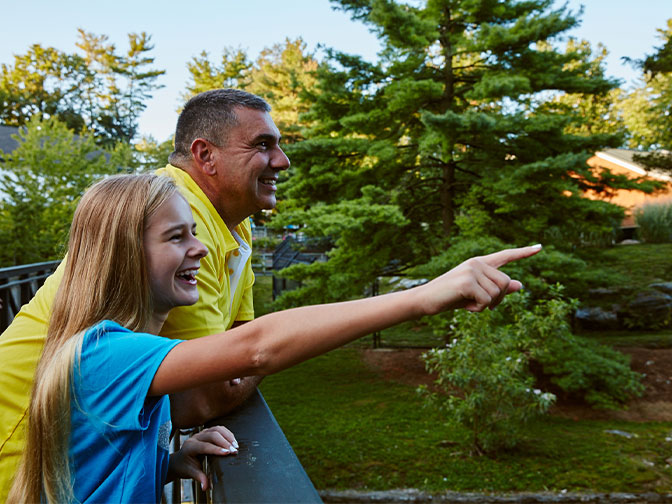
[170,234,182,241]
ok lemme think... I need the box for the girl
[9,174,540,503]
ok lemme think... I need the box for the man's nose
[272,146,290,171]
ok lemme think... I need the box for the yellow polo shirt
[0,165,255,499]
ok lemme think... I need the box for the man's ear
[190,138,217,176]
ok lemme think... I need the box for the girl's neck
[147,312,168,335]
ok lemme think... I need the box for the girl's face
[144,193,208,320]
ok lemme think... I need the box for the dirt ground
[360,346,672,422]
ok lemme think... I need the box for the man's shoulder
[155,165,222,234]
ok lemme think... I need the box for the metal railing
[0,261,60,332]
[209,389,321,503]
[167,390,322,503]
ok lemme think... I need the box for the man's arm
[170,375,263,429]
[169,320,263,428]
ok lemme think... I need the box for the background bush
[635,202,672,243]
[420,289,644,455]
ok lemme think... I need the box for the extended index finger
[480,244,542,269]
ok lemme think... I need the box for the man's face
[211,107,290,226]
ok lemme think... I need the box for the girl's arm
[150,245,541,396]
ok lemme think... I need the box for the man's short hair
[169,89,271,165]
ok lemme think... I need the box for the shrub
[515,294,645,409]
[419,306,555,455]
[419,288,644,454]
[635,202,672,243]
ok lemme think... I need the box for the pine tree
[620,18,672,171]
[0,30,164,145]
[273,0,639,306]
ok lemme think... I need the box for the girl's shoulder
[82,320,180,355]
[84,320,133,343]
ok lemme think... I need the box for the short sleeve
[235,265,255,322]
[74,322,182,431]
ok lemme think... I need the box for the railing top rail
[0,272,54,290]
[208,389,322,503]
[0,261,60,279]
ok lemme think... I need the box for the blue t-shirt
[69,320,182,503]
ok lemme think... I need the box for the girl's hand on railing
[168,425,239,491]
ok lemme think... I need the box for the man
[0,89,290,499]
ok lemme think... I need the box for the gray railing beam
[207,389,322,503]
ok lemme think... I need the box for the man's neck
[179,163,243,233]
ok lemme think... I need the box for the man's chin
[258,198,277,211]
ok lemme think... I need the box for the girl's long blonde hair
[8,173,179,503]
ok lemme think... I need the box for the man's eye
[170,234,182,241]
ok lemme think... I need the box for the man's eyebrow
[253,133,281,143]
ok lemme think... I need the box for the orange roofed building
[585,148,672,228]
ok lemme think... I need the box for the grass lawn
[579,243,672,290]
[260,348,672,493]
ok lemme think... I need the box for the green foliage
[546,41,627,139]
[419,289,644,454]
[0,116,134,266]
[414,235,617,302]
[620,18,672,169]
[420,306,555,455]
[182,38,317,144]
[517,294,645,409]
[635,201,672,243]
[272,186,408,308]
[273,0,636,307]
[0,29,164,144]
[246,39,318,144]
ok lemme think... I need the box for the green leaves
[272,190,409,307]
[182,38,318,146]
[0,116,133,266]
[618,19,672,158]
[420,296,553,455]
[419,289,644,454]
[0,30,164,145]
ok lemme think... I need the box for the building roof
[595,148,671,181]
[0,124,108,163]
[0,125,20,155]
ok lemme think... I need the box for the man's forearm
[170,375,263,429]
